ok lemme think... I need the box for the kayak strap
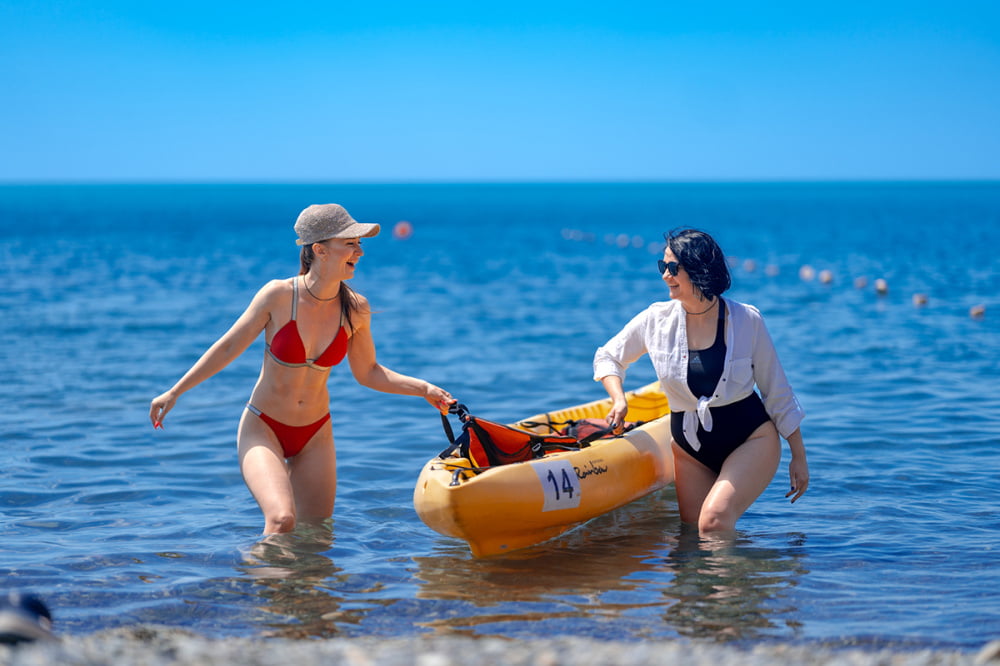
[437,403,638,469]
[520,417,645,446]
[437,403,470,459]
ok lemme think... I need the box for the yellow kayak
[413,382,674,557]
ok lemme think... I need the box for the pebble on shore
[0,627,994,666]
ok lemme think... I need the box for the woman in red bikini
[149,204,454,534]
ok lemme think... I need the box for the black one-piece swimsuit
[670,302,770,474]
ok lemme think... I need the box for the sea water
[0,182,997,649]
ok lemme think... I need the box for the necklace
[302,276,339,302]
[684,299,718,316]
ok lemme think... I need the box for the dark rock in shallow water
[0,592,54,645]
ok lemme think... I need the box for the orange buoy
[854,276,869,289]
[393,221,413,240]
[970,304,986,319]
[912,293,928,307]
[875,278,889,295]
[819,269,834,284]
[799,265,815,281]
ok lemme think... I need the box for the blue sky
[2,1,999,182]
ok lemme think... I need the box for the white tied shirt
[593,298,804,451]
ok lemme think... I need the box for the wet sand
[2,627,995,666]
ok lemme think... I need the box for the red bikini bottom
[245,404,330,458]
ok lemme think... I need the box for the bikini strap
[290,277,299,321]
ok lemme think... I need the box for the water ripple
[1,183,999,649]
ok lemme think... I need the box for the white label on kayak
[534,459,582,511]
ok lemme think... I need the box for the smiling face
[662,229,731,303]
[661,246,698,301]
[317,237,364,279]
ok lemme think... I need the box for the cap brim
[353,223,381,238]
[296,223,381,245]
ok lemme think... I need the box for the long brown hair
[299,243,363,333]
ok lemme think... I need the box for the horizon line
[2,178,999,187]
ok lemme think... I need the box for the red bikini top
[266,278,348,370]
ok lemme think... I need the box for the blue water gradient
[1,183,998,649]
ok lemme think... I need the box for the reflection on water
[235,520,347,639]
[224,496,808,643]
[662,527,809,643]
[407,492,809,643]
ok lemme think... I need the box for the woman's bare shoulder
[250,277,294,309]
[346,289,372,331]
[348,289,370,310]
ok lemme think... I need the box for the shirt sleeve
[593,309,651,382]
[749,308,805,438]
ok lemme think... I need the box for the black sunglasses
[657,259,681,277]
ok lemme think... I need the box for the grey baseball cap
[294,204,381,245]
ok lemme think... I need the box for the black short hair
[665,228,731,300]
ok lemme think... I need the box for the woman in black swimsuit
[594,229,809,533]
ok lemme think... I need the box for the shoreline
[2,627,995,666]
